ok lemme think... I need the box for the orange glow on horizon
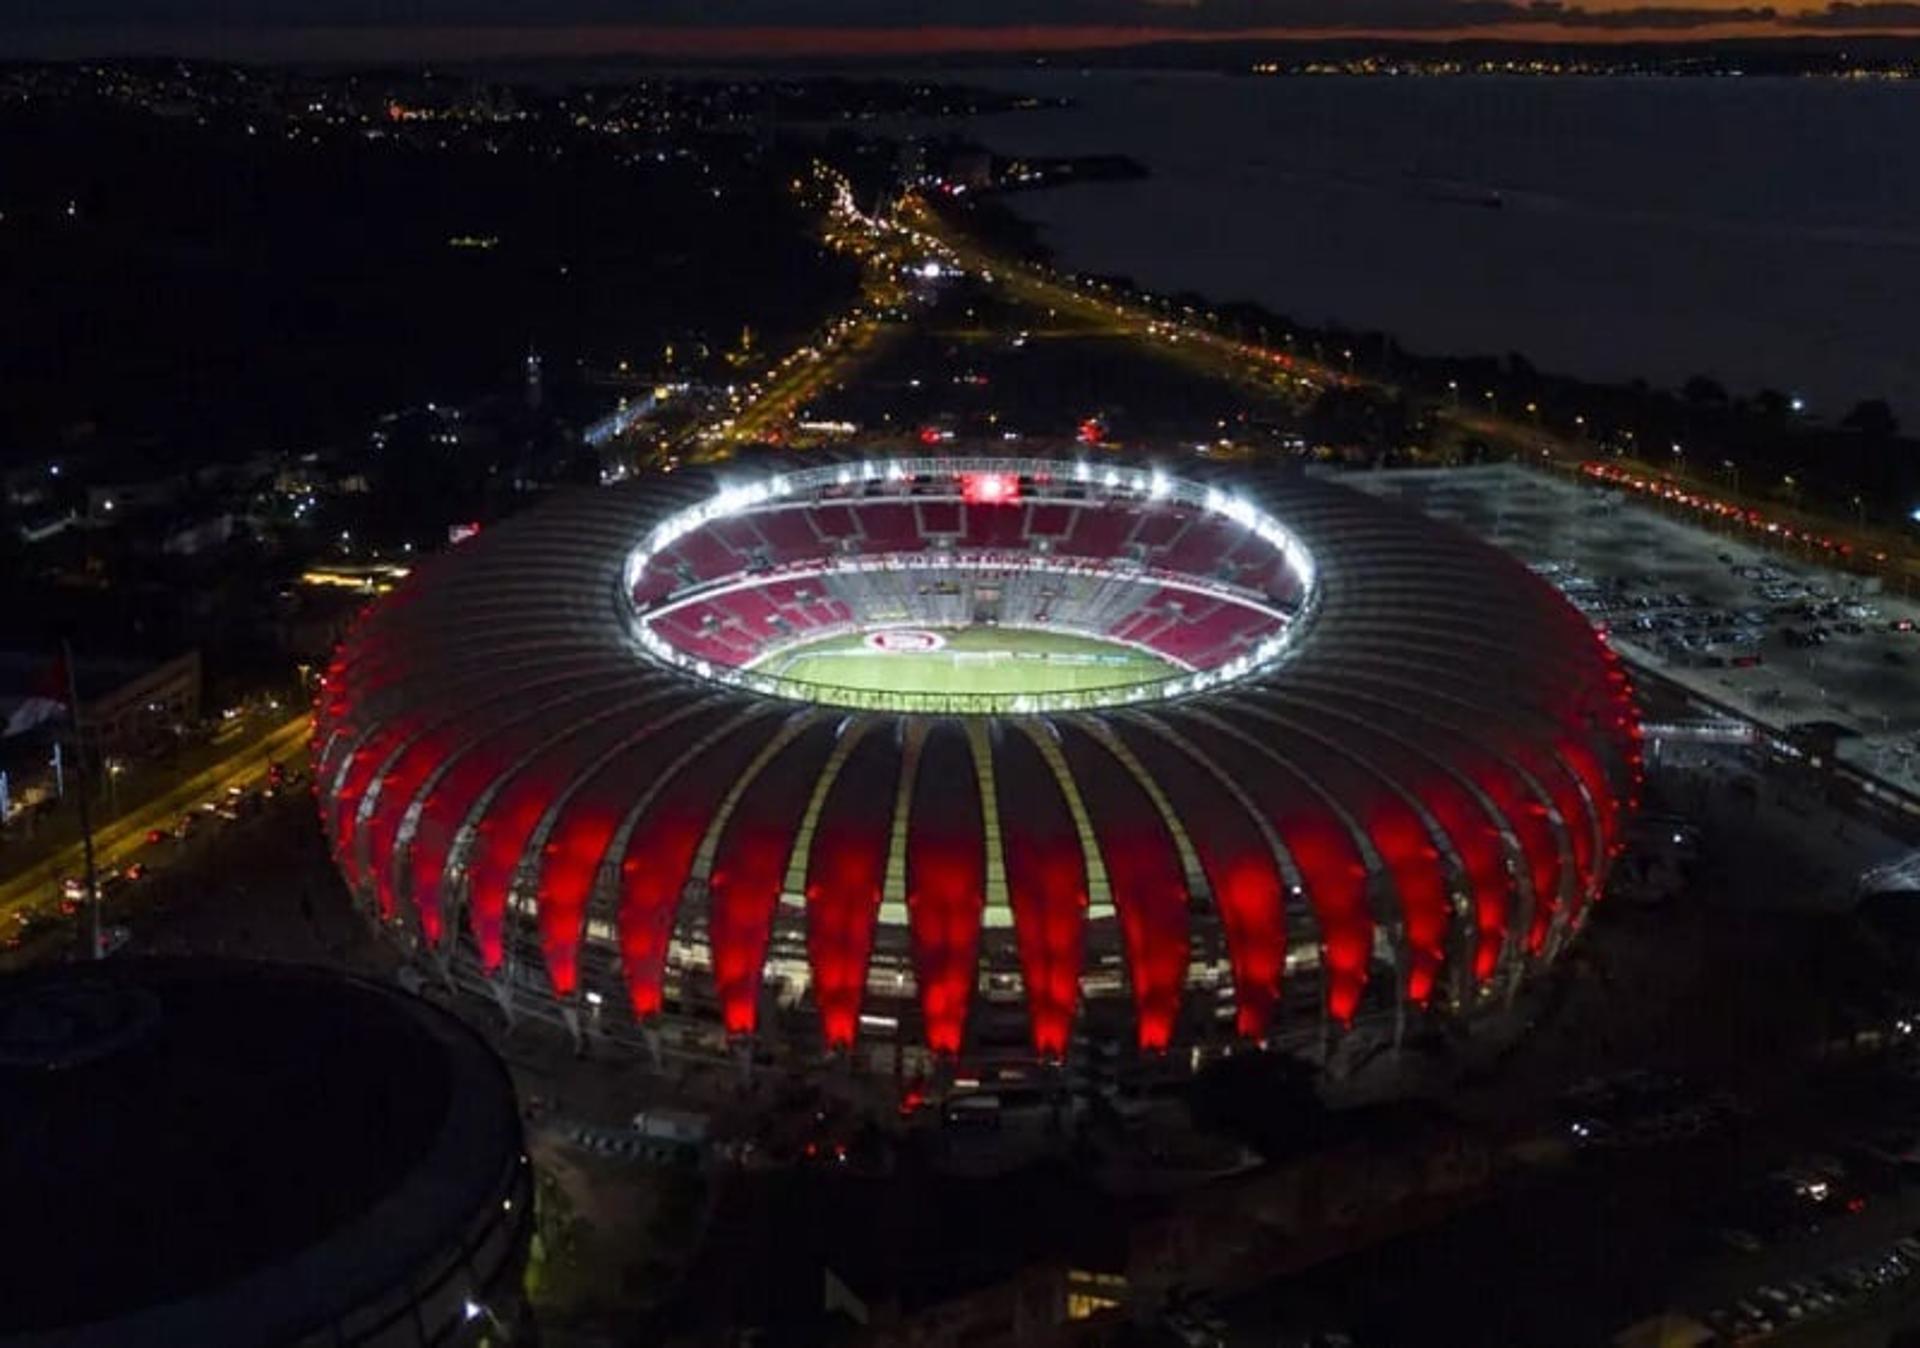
[13,17,1920,61]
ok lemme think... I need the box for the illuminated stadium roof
[313,455,1642,1068]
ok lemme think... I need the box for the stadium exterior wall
[312,456,1642,1076]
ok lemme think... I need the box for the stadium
[313,454,1642,1083]
[2,959,530,1345]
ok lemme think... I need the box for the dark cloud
[1519,2,1779,27]
[1137,0,1780,28]
[0,0,1796,30]
[1789,1,1920,25]
[0,0,1914,37]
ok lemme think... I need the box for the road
[0,713,310,921]
[673,165,921,461]
[898,194,1334,395]
[903,193,1920,595]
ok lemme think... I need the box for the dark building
[0,959,531,1345]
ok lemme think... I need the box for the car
[99,924,133,957]
[59,875,84,900]
[122,862,146,882]
[144,827,168,846]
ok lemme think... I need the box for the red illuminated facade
[313,455,1641,1072]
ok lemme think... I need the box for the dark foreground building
[0,959,530,1346]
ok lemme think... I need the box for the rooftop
[0,958,518,1341]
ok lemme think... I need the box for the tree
[1842,399,1900,440]
[1682,375,1729,409]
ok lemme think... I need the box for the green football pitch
[754,626,1176,698]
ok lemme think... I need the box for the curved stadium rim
[622,455,1321,713]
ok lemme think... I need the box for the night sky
[4,0,1920,59]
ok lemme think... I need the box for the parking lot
[1345,465,1920,804]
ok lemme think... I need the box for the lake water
[915,69,1920,416]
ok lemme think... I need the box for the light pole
[1722,459,1740,495]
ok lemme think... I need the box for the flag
[3,652,69,738]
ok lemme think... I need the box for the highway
[0,713,310,923]
[676,166,921,461]
[900,193,1920,590]
[898,195,1331,392]
[894,194,1619,463]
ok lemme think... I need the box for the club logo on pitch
[866,629,946,653]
